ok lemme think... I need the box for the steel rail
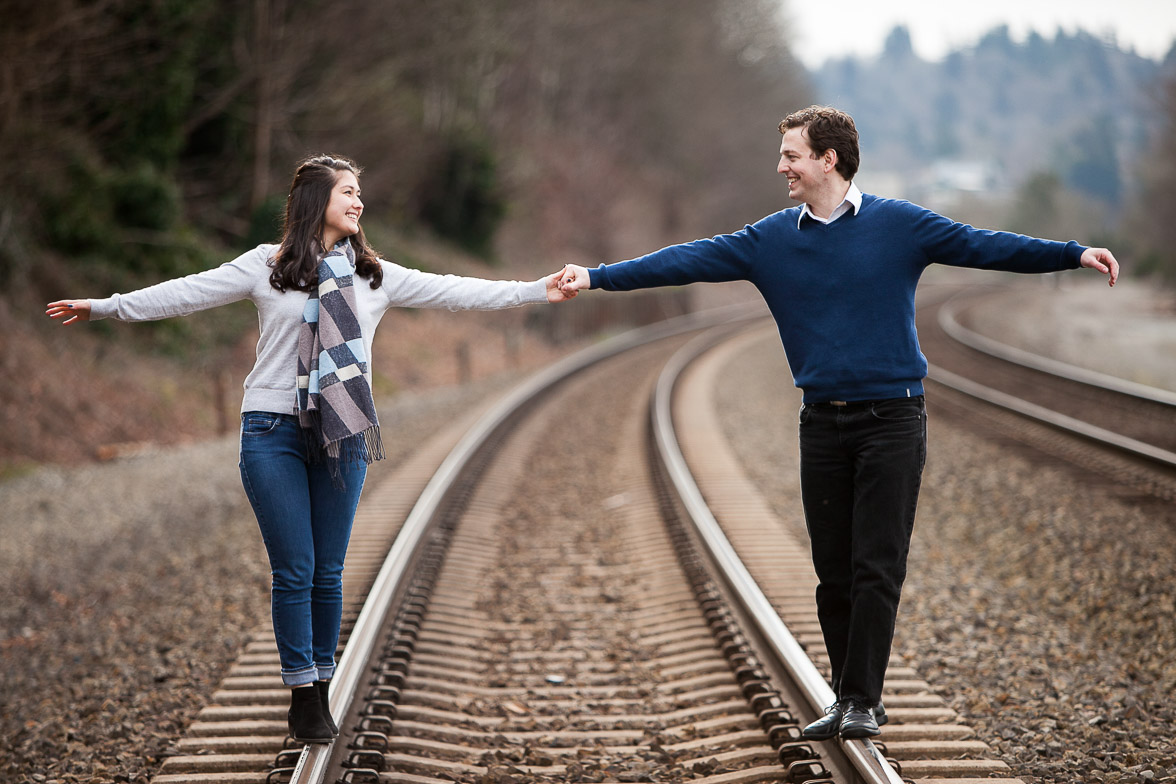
[938,292,1176,406]
[286,303,762,784]
[926,364,1176,469]
[651,329,904,784]
[928,290,1176,469]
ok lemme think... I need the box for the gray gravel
[0,377,517,784]
[712,331,1176,784]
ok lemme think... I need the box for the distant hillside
[810,25,1173,213]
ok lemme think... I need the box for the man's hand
[545,266,579,303]
[559,264,591,296]
[46,299,92,325]
[1080,248,1119,287]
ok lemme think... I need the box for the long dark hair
[269,155,384,292]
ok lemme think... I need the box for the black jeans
[798,396,926,705]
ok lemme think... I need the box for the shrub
[417,134,506,259]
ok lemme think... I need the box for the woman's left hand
[46,299,92,325]
[545,266,579,303]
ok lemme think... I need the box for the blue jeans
[798,396,927,705]
[239,412,366,686]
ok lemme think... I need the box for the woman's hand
[46,299,92,325]
[544,266,580,303]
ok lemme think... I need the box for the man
[559,105,1118,740]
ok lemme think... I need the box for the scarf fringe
[300,416,384,489]
[327,425,386,466]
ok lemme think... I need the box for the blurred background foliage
[1,0,1175,468]
[2,1,1175,326]
[0,0,808,350]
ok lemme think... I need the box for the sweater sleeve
[88,245,272,321]
[912,204,1085,273]
[379,262,548,311]
[589,223,761,291]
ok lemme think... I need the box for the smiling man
[559,104,1118,741]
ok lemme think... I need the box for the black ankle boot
[315,680,339,737]
[288,685,334,743]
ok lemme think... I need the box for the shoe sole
[291,735,334,744]
[801,727,840,741]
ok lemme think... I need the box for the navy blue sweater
[590,193,1085,402]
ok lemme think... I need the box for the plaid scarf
[296,240,384,481]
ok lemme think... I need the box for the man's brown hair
[779,106,860,181]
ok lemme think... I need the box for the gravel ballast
[711,328,1176,784]
[0,378,516,784]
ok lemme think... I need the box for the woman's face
[321,170,363,249]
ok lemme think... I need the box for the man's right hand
[560,264,591,295]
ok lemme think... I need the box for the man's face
[777,126,826,203]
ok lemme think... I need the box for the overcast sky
[784,0,1176,68]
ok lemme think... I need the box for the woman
[46,154,575,743]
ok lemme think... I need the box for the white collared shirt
[798,183,863,228]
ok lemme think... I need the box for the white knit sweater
[89,244,549,414]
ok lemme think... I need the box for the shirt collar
[798,182,862,228]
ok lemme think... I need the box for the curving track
[152,299,1118,784]
[917,284,1176,500]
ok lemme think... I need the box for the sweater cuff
[525,278,549,303]
[588,265,605,289]
[1064,240,1086,269]
[88,296,118,320]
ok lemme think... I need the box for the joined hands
[558,264,590,297]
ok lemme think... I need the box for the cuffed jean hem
[282,665,320,687]
[315,661,336,681]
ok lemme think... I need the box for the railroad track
[151,302,1050,784]
[917,284,1176,499]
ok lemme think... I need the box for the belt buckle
[830,400,847,406]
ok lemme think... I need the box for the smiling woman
[43,153,578,746]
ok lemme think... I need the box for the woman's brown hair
[269,155,383,292]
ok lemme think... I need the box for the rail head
[926,364,1176,469]
[938,292,1176,406]
[651,328,905,784]
[929,290,1176,471]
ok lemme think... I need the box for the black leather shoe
[839,698,882,738]
[801,701,846,741]
[289,685,334,743]
[315,680,339,737]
